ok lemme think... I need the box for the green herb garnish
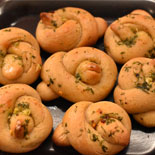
[49,78,54,84]
[51,20,57,27]
[136,82,150,93]
[151,72,155,81]
[145,48,155,58]
[120,51,125,55]
[117,35,138,47]
[100,113,123,124]
[83,87,94,94]
[102,145,108,152]
[13,55,22,61]
[31,55,36,59]
[91,134,98,141]
[124,66,131,72]
[75,73,81,83]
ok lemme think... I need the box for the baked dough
[0,27,42,84]
[52,101,131,155]
[0,84,53,153]
[114,57,155,127]
[104,9,155,64]
[36,7,108,53]
[36,47,117,102]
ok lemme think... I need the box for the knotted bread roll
[0,27,42,85]
[36,47,117,102]
[36,7,108,53]
[114,57,155,127]
[0,84,53,153]
[52,101,131,155]
[104,9,155,64]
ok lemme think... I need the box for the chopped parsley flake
[145,48,155,58]
[51,20,57,27]
[124,66,131,72]
[91,134,98,141]
[100,113,123,124]
[116,35,138,47]
[136,82,151,94]
[31,55,36,59]
[120,51,125,55]
[83,87,94,94]
[75,73,81,83]
[49,78,54,84]
[102,145,108,152]
[0,50,5,57]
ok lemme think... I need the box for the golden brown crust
[114,57,155,127]
[131,9,154,18]
[104,9,155,64]
[36,81,59,101]
[52,101,131,155]
[0,84,53,153]
[95,17,108,38]
[37,47,117,102]
[0,27,42,85]
[36,7,108,53]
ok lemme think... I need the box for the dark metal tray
[0,0,155,154]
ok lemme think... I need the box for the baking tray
[0,0,155,154]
